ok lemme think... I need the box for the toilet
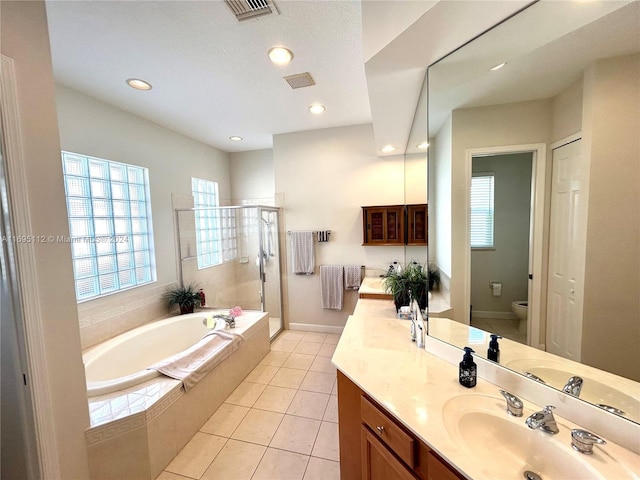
[511,301,528,333]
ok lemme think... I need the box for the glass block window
[192,178,237,269]
[62,152,156,301]
[470,173,495,249]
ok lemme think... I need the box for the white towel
[344,265,362,290]
[290,231,315,275]
[148,330,244,391]
[321,265,344,310]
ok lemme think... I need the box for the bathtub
[83,310,264,397]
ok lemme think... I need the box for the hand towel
[290,231,315,274]
[321,265,344,310]
[344,265,362,290]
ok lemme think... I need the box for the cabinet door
[361,426,418,480]
[366,208,387,243]
[363,206,405,245]
[407,205,427,245]
[385,207,404,244]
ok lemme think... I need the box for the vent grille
[284,72,316,89]
[224,0,279,21]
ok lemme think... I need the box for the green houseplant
[162,283,201,314]
[427,263,440,292]
[383,262,428,312]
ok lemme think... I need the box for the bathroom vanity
[332,300,640,480]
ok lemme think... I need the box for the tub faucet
[563,376,583,397]
[526,405,559,434]
[213,314,236,329]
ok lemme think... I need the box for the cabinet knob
[376,425,384,435]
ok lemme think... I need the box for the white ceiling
[45,0,372,153]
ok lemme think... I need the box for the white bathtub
[83,310,264,397]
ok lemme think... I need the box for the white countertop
[332,303,640,479]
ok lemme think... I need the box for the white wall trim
[464,143,547,350]
[472,310,518,320]
[287,323,345,335]
[0,55,61,478]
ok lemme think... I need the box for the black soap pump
[459,347,477,388]
[487,334,502,363]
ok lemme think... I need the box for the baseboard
[472,310,518,320]
[288,322,345,334]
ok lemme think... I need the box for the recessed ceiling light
[380,145,396,153]
[490,62,506,71]
[229,136,243,141]
[309,104,326,114]
[126,78,152,91]
[268,47,293,65]
[417,142,429,149]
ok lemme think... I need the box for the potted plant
[162,283,202,314]
[427,263,440,292]
[383,262,428,312]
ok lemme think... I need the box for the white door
[546,139,586,360]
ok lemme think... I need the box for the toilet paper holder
[490,281,502,296]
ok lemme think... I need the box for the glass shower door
[259,208,283,339]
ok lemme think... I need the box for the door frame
[463,143,547,349]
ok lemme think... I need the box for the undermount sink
[442,394,605,479]
[506,359,640,423]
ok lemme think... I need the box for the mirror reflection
[426,1,639,423]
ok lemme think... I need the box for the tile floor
[155,330,341,480]
[471,317,527,344]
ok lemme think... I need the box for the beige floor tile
[271,338,301,352]
[277,331,306,342]
[323,395,338,423]
[323,334,341,345]
[282,353,315,370]
[331,380,338,395]
[165,432,226,479]
[201,439,266,480]
[225,381,266,407]
[317,343,337,357]
[300,371,336,394]
[311,421,340,461]
[309,356,336,375]
[155,472,191,480]
[244,364,280,384]
[270,415,321,455]
[303,457,340,480]
[253,447,309,480]
[269,367,307,389]
[301,332,327,343]
[230,408,283,446]
[260,350,290,367]
[253,385,297,413]
[293,341,322,355]
[201,403,249,437]
[286,390,330,420]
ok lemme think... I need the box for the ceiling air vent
[284,72,316,89]
[224,0,279,21]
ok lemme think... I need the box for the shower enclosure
[175,205,283,339]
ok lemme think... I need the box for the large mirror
[426,0,639,423]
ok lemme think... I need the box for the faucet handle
[499,389,523,417]
[571,429,606,454]
[543,405,555,414]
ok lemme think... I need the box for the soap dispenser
[459,347,477,388]
[487,334,502,363]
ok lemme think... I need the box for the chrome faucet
[571,429,606,454]
[563,376,583,397]
[213,314,236,329]
[499,389,523,417]
[526,405,559,434]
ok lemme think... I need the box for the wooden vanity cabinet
[337,371,464,480]
[362,206,405,245]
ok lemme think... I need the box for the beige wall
[581,53,640,381]
[551,79,583,142]
[55,85,232,348]
[274,124,408,329]
[1,1,90,477]
[450,99,552,323]
[229,149,275,205]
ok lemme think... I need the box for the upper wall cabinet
[362,204,427,246]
